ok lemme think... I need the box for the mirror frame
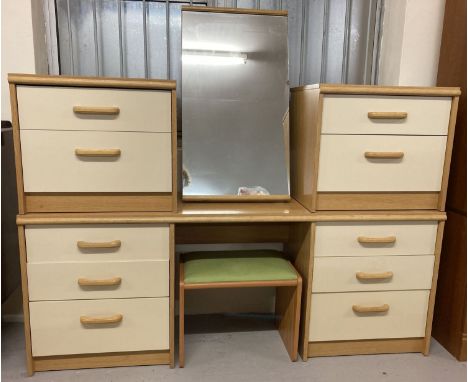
[181,6,290,203]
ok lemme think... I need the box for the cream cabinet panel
[317,135,447,191]
[321,95,451,135]
[17,86,171,133]
[315,221,438,257]
[312,255,434,292]
[25,224,169,262]
[30,298,169,356]
[28,260,168,301]
[309,290,430,342]
[20,130,172,192]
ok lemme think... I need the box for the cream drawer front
[25,224,169,262]
[30,298,169,357]
[17,86,171,133]
[21,130,172,192]
[309,290,430,342]
[28,260,168,301]
[315,221,438,257]
[321,95,451,135]
[317,135,447,192]
[312,255,434,292]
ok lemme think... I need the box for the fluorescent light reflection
[183,42,239,52]
[182,50,247,65]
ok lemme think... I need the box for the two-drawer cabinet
[9,74,178,213]
[290,84,460,211]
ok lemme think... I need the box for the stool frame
[178,260,302,367]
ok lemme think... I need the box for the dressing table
[14,201,447,374]
[8,7,461,376]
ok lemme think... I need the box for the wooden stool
[179,250,302,367]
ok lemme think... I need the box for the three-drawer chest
[9,74,177,374]
[290,84,460,359]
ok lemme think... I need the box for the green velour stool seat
[179,249,302,367]
[182,250,297,284]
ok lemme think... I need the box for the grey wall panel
[55,0,381,83]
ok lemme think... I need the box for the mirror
[181,8,290,201]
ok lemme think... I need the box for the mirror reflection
[182,10,290,200]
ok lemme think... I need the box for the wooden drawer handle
[73,106,120,115]
[78,277,122,287]
[352,304,389,314]
[368,111,407,120]
[80,314,123,325]
[77,240,121,249]
[75,148,121,157]
[364,151,404,159]
[356,271,394,280]
[358,236,396,244]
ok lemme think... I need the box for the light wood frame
[178,260,302,367]
[8,74,178,214]
[16,223,176,375]
[32,351,170,372]
[180,6,289,203]
[290,84,461,212]
[182,195,291,202]
[307,338,426,357]
[15,202,447,226]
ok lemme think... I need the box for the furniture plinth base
[316,192,440,211]
[24,193,174,213]
[307,338,425,358]
[31,350,171,374]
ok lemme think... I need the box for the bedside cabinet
[9,74,178,213]
[290,84,460,211]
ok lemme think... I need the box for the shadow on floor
[185,313,277,334]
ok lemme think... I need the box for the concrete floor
[2,314,466,382]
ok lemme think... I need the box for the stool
[179,250,302,367]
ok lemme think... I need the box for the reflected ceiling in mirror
[182,9,290,200]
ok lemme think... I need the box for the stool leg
[179,263,185,368]
[293,276,302,359]
[276,276,302,361]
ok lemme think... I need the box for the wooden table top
[16,199,446,225]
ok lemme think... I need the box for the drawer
[317,135,447,192]
[30,297,169,357]
[17,86,171,133]
[28,260,168,301]
[312,255,434,292]
[20,130,172,193]
[25,224,169,262]
[309,290,430,342]
[321,95,451,135]
[315,221,438,257]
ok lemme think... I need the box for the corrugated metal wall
[55,0,383,86]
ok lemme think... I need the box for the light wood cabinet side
[290,89,321,212]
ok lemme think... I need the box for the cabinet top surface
[16,200,446,225]
[291,83,461,97]
[8,73,176,91]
